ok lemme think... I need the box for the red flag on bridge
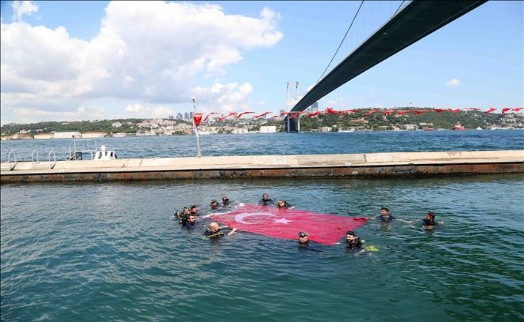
[208,204,367,245]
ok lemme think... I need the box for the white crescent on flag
[234,212,275,224]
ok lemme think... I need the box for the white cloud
[2,106,107,125]
[192,82,253,112]
[12,0,38,21]
[446,78,461,87]
[125,103,173,119]
[1,1,283,123]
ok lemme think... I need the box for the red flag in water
[208,204,367,245]
[485,107,497,113]
[501,107,511,114]
[434,108,446,113]
[383,110,394,115]
[193,113,203,127]
[513,107,524,112]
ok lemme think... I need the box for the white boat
[68,140,117,160]
[94,145,118,160]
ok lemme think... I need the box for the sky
[1,1,522,124]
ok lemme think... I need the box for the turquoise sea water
[1,131,523,321]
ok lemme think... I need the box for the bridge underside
[285,0,487,132]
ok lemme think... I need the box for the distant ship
[452,122,466,131]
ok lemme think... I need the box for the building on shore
[82,132,107,138]
[53,132,82,139]
[34,133,54,140]
[260,125,277,133]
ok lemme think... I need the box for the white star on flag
[273,218,291,224]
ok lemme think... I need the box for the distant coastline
[2,108,523,140]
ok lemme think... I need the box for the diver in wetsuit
[298,231,309,247]
[345,231,363,250]
[180,214,196,227]
[378,207,395,222]
[277,200,291,209]
[260,193,273,205]
[210,199,220,210]
[204,222,237,239]
[222,196,230,207]
[422,211,438,230]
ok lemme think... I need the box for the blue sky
[1,1,522,124]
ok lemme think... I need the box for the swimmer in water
[204,222,237,239]
[210,199,220,210]
[277,200,291,209]
[345,231,363,250]
[222,196,230,207]
[298,231,309,247]
[422,211,440,230]
[180,214,197,227]
[378,207,395,222]
[189,205,199,215]
[260,193,273,205]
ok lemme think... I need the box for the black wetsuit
[259,198,273,206]
[204,229,226,239]
[422,218,437,228]
[346,238,363,250]
[379,214,395,222]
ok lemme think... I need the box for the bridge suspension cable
[316,0,365,84]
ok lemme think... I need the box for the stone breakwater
[1,150,523,183]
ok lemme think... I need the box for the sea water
[1,131,523,321]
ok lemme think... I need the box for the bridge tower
[285,81,300,133]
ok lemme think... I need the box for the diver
[422,211,438,230]
[260,193,273,205]
[222,196,230,207]
[345,231,363,250]
[298,231,309,247]
[180,214,197,227]
[378,207,395,222]
[189,205,199,215]
[210,199,220,210]
[204,222,237,239]
[277,200,292,209]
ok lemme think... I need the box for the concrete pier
[1,150,523,183]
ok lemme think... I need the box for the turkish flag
[193,113,203,126]
[208,204,367,245]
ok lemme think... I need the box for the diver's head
[380,207,390,216]
[209,222,220,233]
[346,231,358,241]
[190,205,198,214]
[222,196,229,205]
[277,200,287,208]
[188,215,196,224]
[426,211,436,221]
[298,231,309,243]
[210,199,219,209]
[262,193,269,200]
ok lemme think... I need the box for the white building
[260,125,277,133]
[53,132,82,139]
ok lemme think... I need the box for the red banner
[208,204,367,245]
